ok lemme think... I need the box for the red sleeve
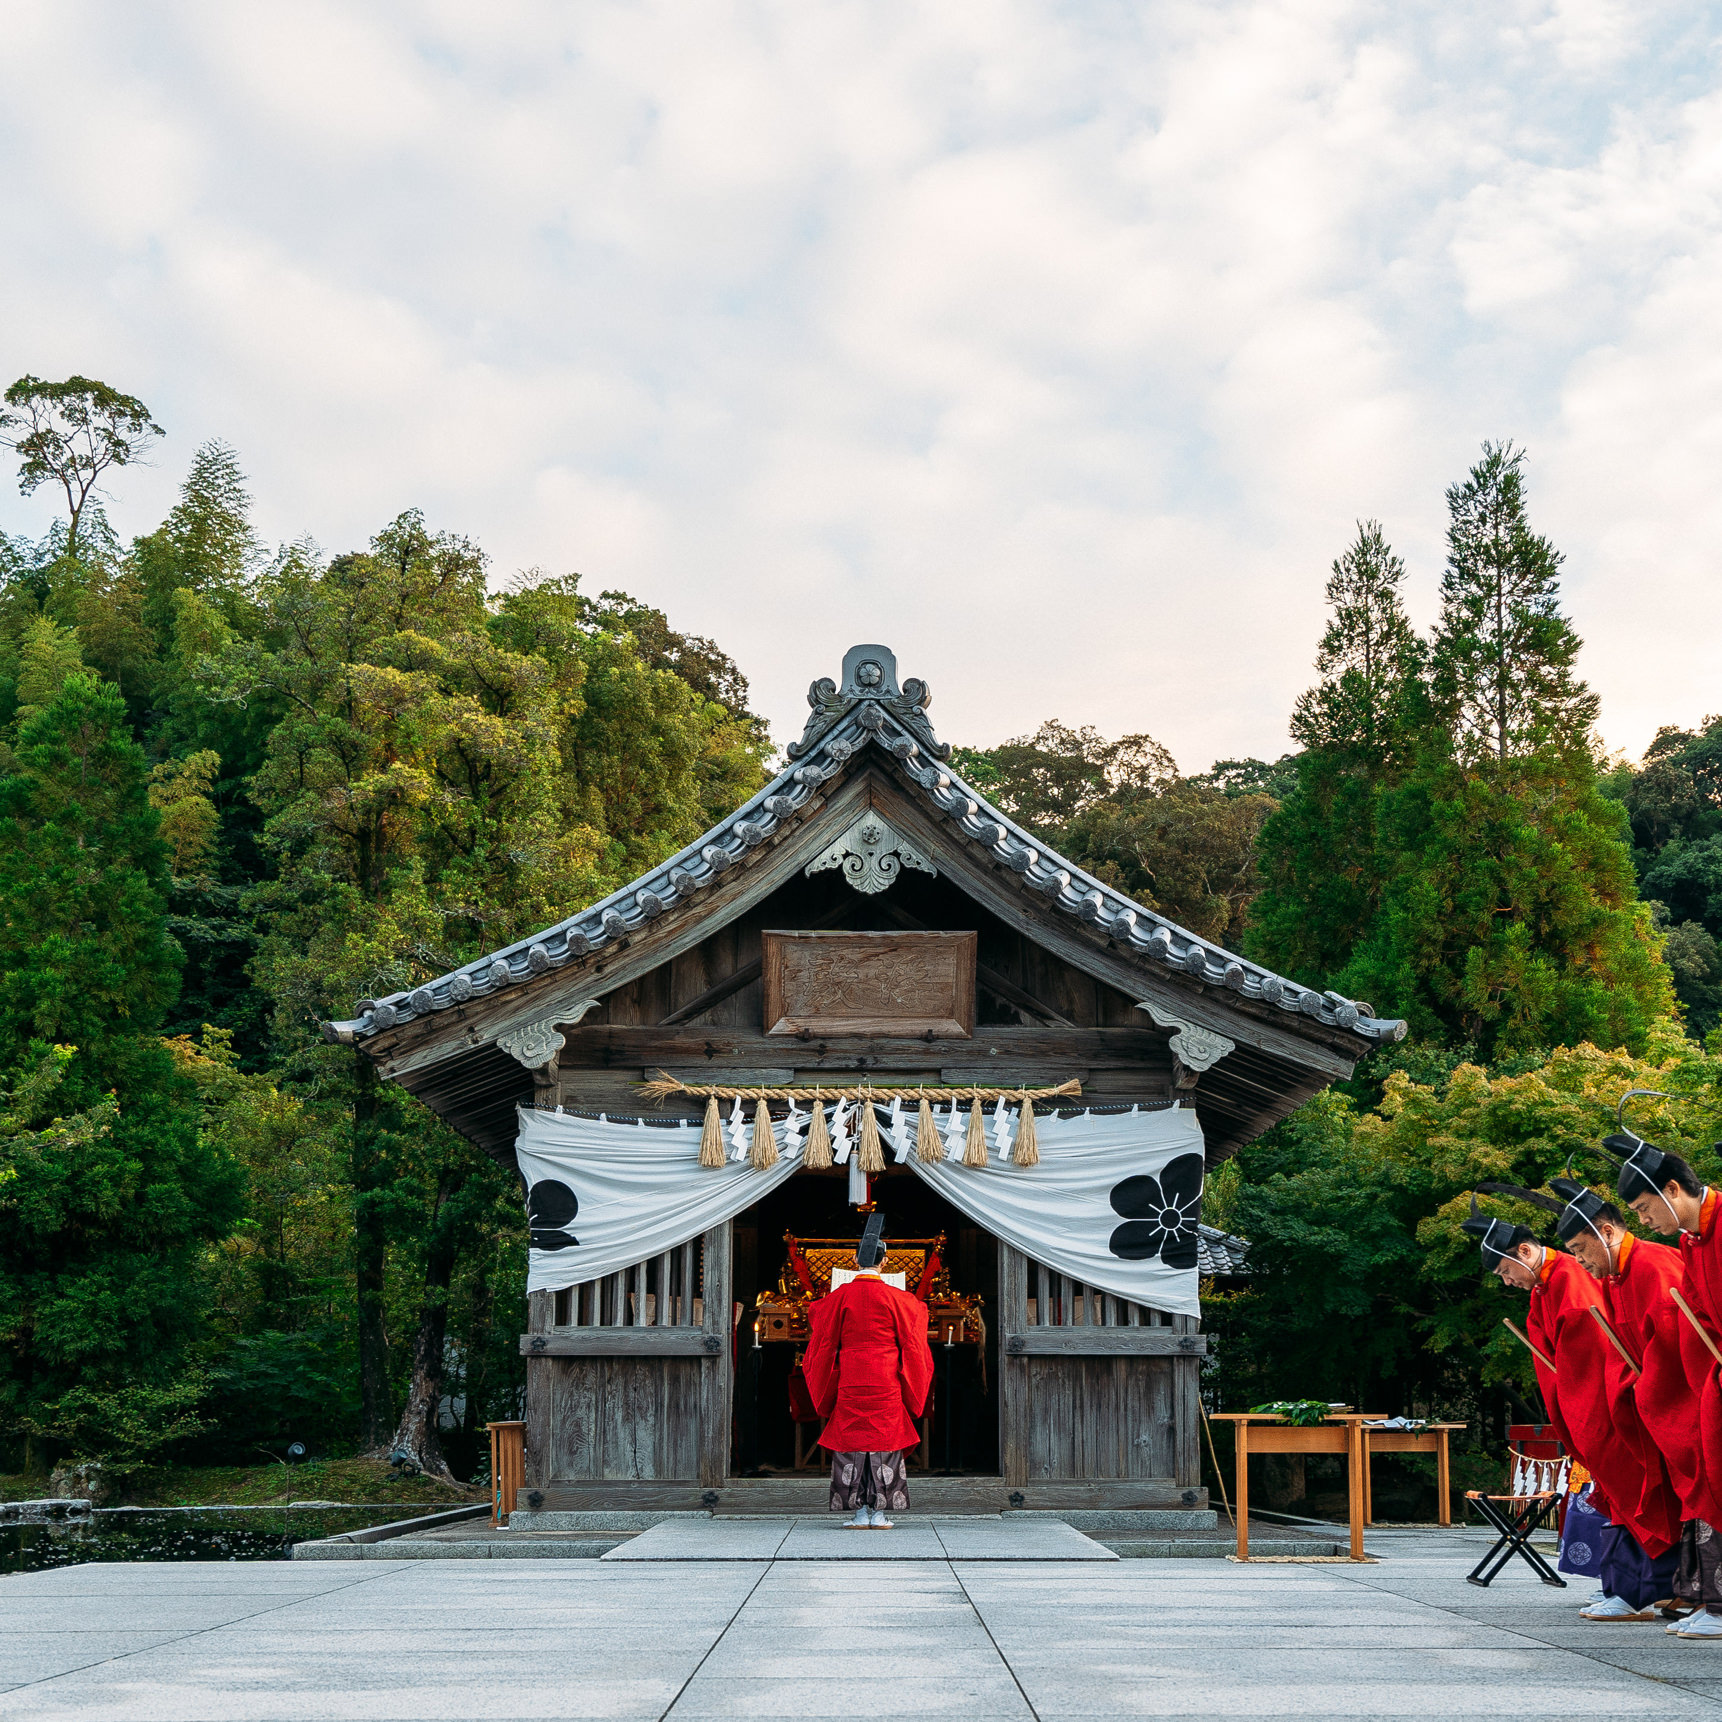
[890,1287,935,1419]
[802,1292,841,1418]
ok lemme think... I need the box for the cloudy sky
[3,1,1719,766]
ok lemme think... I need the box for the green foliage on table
[1247,1400,1333,1425]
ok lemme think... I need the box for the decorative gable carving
[804,813,936,895]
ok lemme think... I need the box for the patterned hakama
[1675,1518,1722,1615]
[829,1450,910,1513]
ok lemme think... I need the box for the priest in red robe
[1613,1130,1722,1638]
[802,1211,935,1529]
[1544,1179,1683,1611]
[1466,1189,1668,1620]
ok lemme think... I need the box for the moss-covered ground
[1,1455,481,1507]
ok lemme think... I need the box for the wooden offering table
[1359,1419,1464,1527]
[1210,1412,1367,1562]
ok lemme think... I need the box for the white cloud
[0,0,1718,766]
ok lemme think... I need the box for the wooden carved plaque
[762,931,976,1038]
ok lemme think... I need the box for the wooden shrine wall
[997,1244,1204,1500]
[521,1225,732,1496]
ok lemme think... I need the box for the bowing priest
[802,1211,935,1530]
[1611,1130,1722,1637]
[1465,1190,1675,1621]
[1543,1179,1684,1618]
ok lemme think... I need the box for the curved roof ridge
[324,644,1407,1048]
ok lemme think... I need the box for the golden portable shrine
[326,643,1406,1514]
[754,1233,987,1347]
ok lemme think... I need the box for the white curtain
[909,1105,1204,1318]
[515,1108,800,1293]
[516,1102,1205,1317]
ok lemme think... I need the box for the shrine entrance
[729,1166,1001,1480]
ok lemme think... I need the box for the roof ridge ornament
[786,644,948,762]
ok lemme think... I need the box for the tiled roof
[326,644,1408,1048]
[1197,1225,1251,1277]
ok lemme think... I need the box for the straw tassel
[858,1101,885,1174]
[699,1095,726,1168]
[1012,1095,1039,1167]
[916,1097,941,1164]
[750,1098,780,1170]
[804,1099,833,1169]
[963,1096,989,1167]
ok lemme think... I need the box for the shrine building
[325,644,1405,1515]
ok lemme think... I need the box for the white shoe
[1580,1595,1657,1621]
[844,1507,870,1528]
[1678,1611,1722,1639]
[1668,1613,1697,1633]
[1583,1588,1607,1608]
[868,1507,893,1529]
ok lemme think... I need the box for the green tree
[1293,521,1423,764]
[1250,521,1425,985]
[1604,716,1722,1035]
[955,721,1274,943]
[0,377,162,564]
[214,520,765,1459]
[132,440,260,643]
[1659,917,1722,1040]
[10,615,86,729]
[1192,755,1300,801]
[1432,443,1597,762]
[952,721,1175,845]
[1341,449,1670,1056]
[0,677,243,1469]
[1065,780,1275,946]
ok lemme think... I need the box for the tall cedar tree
[1248,522,1422,984]
[0,676,242,1465]
[1340,448,1672,1054]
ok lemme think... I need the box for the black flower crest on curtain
[1108,1154,1203,1268]
[528,1180,579,1250]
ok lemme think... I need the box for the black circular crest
[527,1180,579,1250]
[1107,1153,1202,1269]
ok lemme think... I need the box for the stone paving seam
[1314,1547,1722,1708]
[945,1561,1045,1722]
[656,1560,776,1722]
[0,1567,401,1701]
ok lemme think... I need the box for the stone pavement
[604,1515,1115,1560]
[6,1524,1722,1719]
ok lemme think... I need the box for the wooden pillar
[487,1421,525,1523]
[1347,1419,1366,1561]
[1235,1419,1250,1559]
[997,1243,1029,1489]
[1173,1351,1202,1489]
[696,1222,733,1488]
[523,1290,553,1492]
[1438,1429,1452,1527]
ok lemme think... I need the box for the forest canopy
[0,378,1704,1488]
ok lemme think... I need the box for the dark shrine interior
[730,1164,1001,1477]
